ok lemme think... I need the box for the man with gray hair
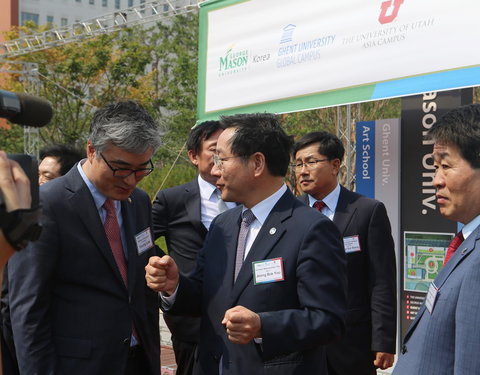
[6,101,163,375]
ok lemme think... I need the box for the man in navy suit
[293,131,396,375]
[6,101,162,375]
[152,120,234,375]
[393,104,480,374]
[146,113,347,375]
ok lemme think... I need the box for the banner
[198,0,480,120]
[399,89,472,339]
[356,119,401,253]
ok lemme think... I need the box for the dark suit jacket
[301,186,396,375]
[393,224,480,375]
[152,178,207,343]
[170,189,348,375]
[6,166,160,375]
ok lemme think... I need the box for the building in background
[0,0,166,37]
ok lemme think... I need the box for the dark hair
[427,104,480,169]
[293,131,344,161]
[39,144,85,176]
[88,101,162,155]
[187,120,222,154]
[219,113,293,177]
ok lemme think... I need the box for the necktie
[103,199,128,286]
[234,209,256,282]
[216,189,229,214]
[313,200,326,211]
[443,231,464,265]
[103,199,139,344]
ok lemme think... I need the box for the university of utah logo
[379,0,404,24]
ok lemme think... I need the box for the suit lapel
[333,186,355,236]
[184,180,208,238]
[66,167,128,291]
[230,191,293,304]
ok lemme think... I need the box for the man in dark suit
[6,101,162,375]
[293,131,397,375]
[393,104,480,374]
[146,113,347,375]
[152,120,234,375]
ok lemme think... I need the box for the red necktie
[313,200,326,211]
[103,199,128,286]
[443,231,464,265]
[103,199,140,344]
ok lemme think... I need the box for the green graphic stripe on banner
[198,84,376,121]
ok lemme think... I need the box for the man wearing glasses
[146,113,347,375]
[293,131,396,375]
[6,101,163,375]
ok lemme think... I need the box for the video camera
[0,89,53,250]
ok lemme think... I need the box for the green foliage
[0,125,24,153]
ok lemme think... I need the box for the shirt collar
[245,184,288,225]
[307,183,340,212]
[197,174,218,201]
[462,214,480,240]
[77,160,118,211]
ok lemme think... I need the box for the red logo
[379,0,404,24]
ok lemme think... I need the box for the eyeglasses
[212,154,242,169]
[291,158,330,170]
[100,153,154,178]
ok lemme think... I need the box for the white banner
[198,0,480,118]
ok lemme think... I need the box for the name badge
[252,257,285,285]
[343,235,361,253]
[135,227,154,255]
[425,282,439,314]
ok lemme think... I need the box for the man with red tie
[293,131,397,375]
[393,104,480,375]
[5,101,162,375]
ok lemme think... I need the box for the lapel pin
[269,227,276,235]
[128,197,132,204]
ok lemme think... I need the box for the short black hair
[427,104,480,169]
[187,120,223,154]
[39,144,85,176]
[219,113,293,177]
[293,131,344,161]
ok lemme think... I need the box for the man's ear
[86,141,96,163]
[332,158,342,176]
[188,149,199,167]
[252,152,266,177]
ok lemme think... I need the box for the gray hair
[88,101,162,155]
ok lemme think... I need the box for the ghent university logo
[379,0,404,24]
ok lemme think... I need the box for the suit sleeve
[367,202,397,354]
[260,217,348,358]
[455,254,480,372]
[152,190,168,240]
[7,195,60,374]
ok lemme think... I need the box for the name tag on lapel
[135,227,154,255]
[252,258,285,285]
[343,235,361,253]
[425,282,439,314]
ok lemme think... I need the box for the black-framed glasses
[291,158,330,171]
[212,154,242,169]
[100,153,154,178]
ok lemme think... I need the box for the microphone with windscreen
[0,89,53,127]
